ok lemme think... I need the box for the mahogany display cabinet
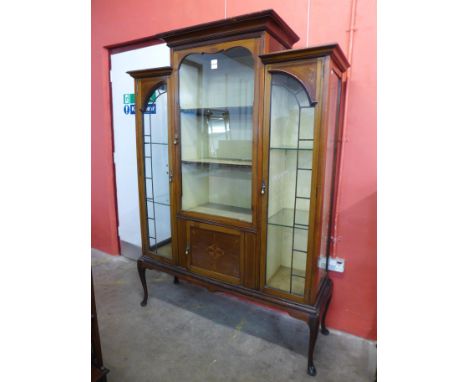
[128,10,349,376]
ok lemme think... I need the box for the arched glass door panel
[142,84,172,259]
[265,73,316,296]
[178,47,255,222]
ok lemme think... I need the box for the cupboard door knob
[173,134,179,145]
[185,246,190,255]
[260,180,266,195]
[169,171,173,183]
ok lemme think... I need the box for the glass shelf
[180,105,253,114]
[144,133,169,145]
[146,194,170,207]
[182,158,252,167]
[185,202,251,222]
[270,147,313,151]
[268,208,309,230]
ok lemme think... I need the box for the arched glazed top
[270,71,315,109]
[269,70,318,107]
[141,81,167,112]
[177,45,255,71]
[179,46,255,109]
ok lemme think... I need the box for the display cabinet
[128,10,349,376]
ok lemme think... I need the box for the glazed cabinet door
[133,72,178,263]
[174,40,260,227]
[260,60,323,302]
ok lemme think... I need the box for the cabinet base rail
[137,256,333,377]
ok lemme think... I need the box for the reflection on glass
[179,47,254,222]
[265,73,316,296]
[143,84,172,259]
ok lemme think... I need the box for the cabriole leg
[137,261,148,307]
[173,276,179,284]
[307,314,320,376]
[321,291,333,335]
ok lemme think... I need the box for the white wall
[110,44,170,248]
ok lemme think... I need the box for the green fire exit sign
[123,93,135,104]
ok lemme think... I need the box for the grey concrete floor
[92,249,376,382]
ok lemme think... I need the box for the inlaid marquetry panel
[187,222,243,284]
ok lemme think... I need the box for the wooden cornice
[127,66,173,79]
[260,43,350,72]
[155,9,299,49]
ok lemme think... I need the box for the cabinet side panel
[309,66,343,302]
[263,32,288,53]
[319,71,341,262]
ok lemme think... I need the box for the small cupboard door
[185,221,244,285]
[260,60,322,301]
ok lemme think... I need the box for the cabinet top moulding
[127,66,173,79]
[154,9,299,50]
[260,44,350,72]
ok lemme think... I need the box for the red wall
[92,0,376,340]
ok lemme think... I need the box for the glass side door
[263,70,318,298]
[265,73,315,296]
[178,47,255,223]
[142,83,173,259]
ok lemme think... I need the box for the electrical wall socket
[318,256,345,273]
